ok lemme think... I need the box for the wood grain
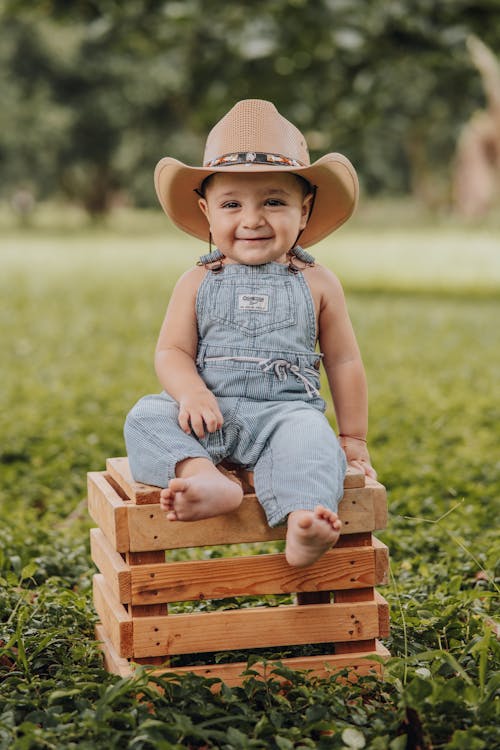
[90,528,131,603]
[93,574,133,658]
[87,472,129,552]
[129,546,376,604]
[132,600,382,657]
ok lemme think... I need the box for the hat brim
[154,153,358,248]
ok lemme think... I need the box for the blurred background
[1,0,500,226]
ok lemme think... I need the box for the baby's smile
[235,235,273,241]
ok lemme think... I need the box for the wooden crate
[89,457,390,685]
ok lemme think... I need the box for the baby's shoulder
[167,266,208,310]
[306,262,345,299]
[174,264,208,292]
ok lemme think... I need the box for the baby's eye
[221,201,240,209]
[265,198,285,207]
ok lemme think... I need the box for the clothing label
[238,293,269,312]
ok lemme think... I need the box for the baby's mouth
[236,236,272,242]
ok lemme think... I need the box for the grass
[0,202,499,748]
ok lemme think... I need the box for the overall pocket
[210,278,296,336]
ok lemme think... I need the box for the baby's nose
[242,205,265,227]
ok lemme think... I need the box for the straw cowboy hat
[154,99,359,248]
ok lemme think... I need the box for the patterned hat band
[204,151,306,168]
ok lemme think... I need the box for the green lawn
[0,207,499,748]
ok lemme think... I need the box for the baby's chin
[223,250,288,266]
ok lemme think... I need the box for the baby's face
[198,172,312,265]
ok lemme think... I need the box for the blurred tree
[453,35,500,217]
[0,14,73,201]
[1,0,499,214]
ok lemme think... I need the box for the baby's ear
[300,192,314,225]
[198,197,209,219]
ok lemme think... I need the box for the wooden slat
[126,552,169,617]
[339,495,374,532]
[95,623,134,678]
[93,574,133,658]
[375,591,390,637]
[87,472,130,552]
[106,457,160,505]
[96,632,390,685]
[150,642,391,685]
[90,528,131,603]
[131,550,365,603]
[127,494,285,551]
[330,592,389,636]
[105,457,366,503]
[373,536,389,585]
[340,481,387,533]
[132,600,382,657]
[125,550,169,665]
[129,546,376,604]
[332,586,379,652]
[344,465,366,488]
[240,465,365,491]
[126,484,386,553]
[368,478,388,530]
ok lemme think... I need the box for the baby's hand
[178,389,223,439]
[339,436,377,480]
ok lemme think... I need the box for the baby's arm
[315,267,376,478]
[155,267,223,438]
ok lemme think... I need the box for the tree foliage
[1,0,499,213]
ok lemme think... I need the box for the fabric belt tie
[204,356,320,398]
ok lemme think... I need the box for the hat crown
[203,99,310,166]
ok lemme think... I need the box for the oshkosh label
[238,293,269,312]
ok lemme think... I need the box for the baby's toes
[160,488,173,511]
[315,505,333,520]
[169,477,189,493]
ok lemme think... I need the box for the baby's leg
[125,394,242,521]
[285,507,341,568]
[160,457,243,521]
[252,403,346,567]
[125,393,209,487]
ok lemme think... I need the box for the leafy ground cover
[0,207,499,748]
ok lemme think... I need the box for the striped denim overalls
[124,258,346,526]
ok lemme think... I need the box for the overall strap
[287,245,315,273]
[291,246,315,264]
[197,249,225,272]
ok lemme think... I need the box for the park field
[0,205,499,748]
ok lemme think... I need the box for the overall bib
[124,260,346,526]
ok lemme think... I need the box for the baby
[125,99,376,568]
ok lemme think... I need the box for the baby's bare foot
[285,506,342,568]
[160,471,243,522]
